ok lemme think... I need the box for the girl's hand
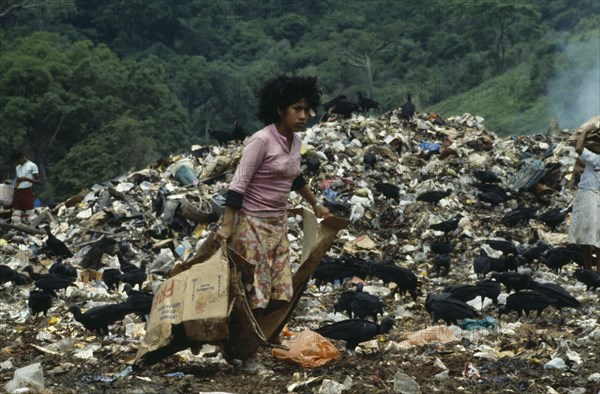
[216,224,233,241]
[314,204,331,219]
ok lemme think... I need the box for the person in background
[11,151,40,224]
[568,124,600,270]
[215,75,330,372]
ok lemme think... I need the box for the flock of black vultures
[0,225,152,336]
[207,92,415,146]
[2,95,600,357]
[309,172,600,354]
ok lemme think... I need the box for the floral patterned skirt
[229,212,292,309]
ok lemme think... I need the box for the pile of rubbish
[1,109,600,393]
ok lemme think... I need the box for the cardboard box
[79,270,102,283]
[136,246,231,360]
[135,208,349,363]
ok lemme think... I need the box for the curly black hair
[256,75,321,125]
[11,151,24,162]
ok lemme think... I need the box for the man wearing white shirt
[11,151,40,224]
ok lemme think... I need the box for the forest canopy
[0,0,598,200]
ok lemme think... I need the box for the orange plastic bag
[272,329,340,368]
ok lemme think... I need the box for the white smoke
[548,36,600,129]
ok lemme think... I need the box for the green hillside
[0,0,598,200]
[430,28,600,136]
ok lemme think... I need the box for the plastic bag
[272,329,340,368]
[419,141,442,153]
[174,165,199,187]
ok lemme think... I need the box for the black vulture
[473,170,500,183]
[329,97,360,119]
[520,242,552,269]
[48,259,77,279]
[314,317,394,355]
[363,152,377,169]
[473,253,492,278]
[485,239,518,256]
[232,120,246,143]
[23,266,45,281]
[477,190,512,207]
[322,95,347,112]
[430,242,454,255]
[471,183,509,194]
[531,282,581,312]
[475,280,502,308]
[117,250,139,273]
[34,274,77,296]
[124,283,154,321]
[417,189,451,204]
[12,272,31,286]
[537,207,571,229]
[491,272,535,293]
[68,303,137,335]
[118,261,147,290]
[574,268,600,291]
[102,268,121,292]
[501,207,537,227]
[43,226,73,258]
[433,254,451,276]
[28,290,53,317]
[357,91,379,111]
[370,262,418,301]
[542,247,584,273]
[0,265,17,284]
[312,257,371,288]
[428,298,479,325]
[79,244,105,270]
[498,291,556,320]
[208,129,235,146]
[334,290,357,318]
[306,157,321,176]
[424,292,452,314]
[349,283,385,322]
[374,182,400,201]
[400,93,415,120]
[443,284,480,303]
[429,215,462,235]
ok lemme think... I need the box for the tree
[0,31,190,200]
[449,0,540,72]
[336,29,391,98]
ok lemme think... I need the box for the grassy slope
[428,63,549,137]
[429,28,600,137]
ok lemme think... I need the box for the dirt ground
[2,275,600,394]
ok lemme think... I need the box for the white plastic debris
[433,358,446,370]
[1,360,13,370]
[543,358,567,370]
[341,376,352,390]
[318,379,346,394]
[434,370,449,380]
[115,182,135,193]
[393,371,420,393]
[5,362,44,393]
[587,372,600,382]
[73,344,101,360]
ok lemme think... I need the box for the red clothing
[13,187,34,210]
[228,123,302,217]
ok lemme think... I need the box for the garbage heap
[1,110,600,393]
